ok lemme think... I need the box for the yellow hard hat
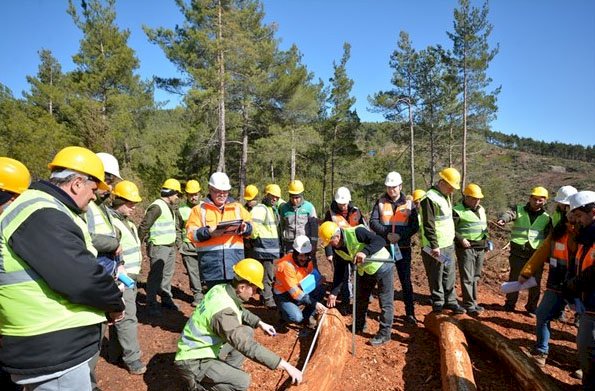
[319,221,340,248]
[412,189,426,202]
[112,180,142,203]
[288,180,304,195]
[48,146,109,190]
[531,186,549,199]
[264,183,281,198]
[162,178,181,193]
[463,183,484,199]
[244,184,259,201]
[438,167,461,190]
[0,157,31,195]
[232,258,264,289]
[185,179,201,194]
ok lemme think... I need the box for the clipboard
[211,219,243,236]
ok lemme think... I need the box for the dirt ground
[96,232,583,390]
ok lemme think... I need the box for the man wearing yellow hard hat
[243,184,259,212]
[0,157,31,214]
[179,179,204,307]
[139,178,183,317]
[497,186,552,315]
[279,180,318,258]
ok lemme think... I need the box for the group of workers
[0,148,593,391]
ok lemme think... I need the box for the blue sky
[1,0,593,146]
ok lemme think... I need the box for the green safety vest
[86,201,116,237]
[334,226,391,276]
[511,205,550,249]
[111,214,142,274]
[179,202,193,243]
[0,189,106,336]
[421,189,455,249]
[175,284,242,361]
[148,199,176,245]
[453,204,488,241]
[250,203,281,259]
[551,209,563,229]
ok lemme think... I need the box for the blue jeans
[355,262,395,337]
[274,283,326,324]
[535,289,567,354]
[577,312,595,390]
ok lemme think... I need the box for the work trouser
[331,254,352,303]
[355,262,395,337]
[395,247,414,316]
[577,312,595,391]
[455,247,485,310]
[257,258,276,307]
[535,289,567,355]
[274,283,326,324]
[146,244,177,305]
[12,359,93,391]
[421,244,457,310]
[89,323,106,390]
[108,285,142,366]
[505,252,543,312]
[174,327,253,391]
[181,243,204,303]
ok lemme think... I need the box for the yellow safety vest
[111,214,142,274]
[148,198,176,245]
[421,189,455,249]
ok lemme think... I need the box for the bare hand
[114,245,123,257]
[496,219,506,227]
[387,232,400,244]
[326,255,333,263]
[518,275,528,284]
[353,252,366,264]
[108,310,125,325]
[258,321,277,336]
[208,225,223,238]
[278,360,303,385]
[431,248,441,259]
[315,302,327,315]
[326,294,337,308]
[461,239,471,249]
[238,222,247,235]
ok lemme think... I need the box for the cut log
[292,308,349,391]
[424,313,476,391]
[458,318,560,391]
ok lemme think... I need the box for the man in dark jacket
[0,146,124,390]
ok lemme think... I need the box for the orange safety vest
[379,199,413,232]
[576,243,595,274]
[273,253,313,301]
[330,209,361,228]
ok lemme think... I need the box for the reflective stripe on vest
[250,204,280,259]
[148,199,176,245]
[330,209,361,228]
[175,284,242,361]
[453,204,487,241]
[550,233,570,267]
[511,205,550,249]
[195,202,242,253]
[273,253,312,299]
[0,189,105,336]
[86,201,116,237]
[421,189,455,248]
[379,199,412,231]
[334,226,390,276]
[111,215,142,274]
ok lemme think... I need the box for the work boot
[570,369,583,380]
[191,295,203,307]
[444,304,466,315]
[404,315,418,325]
[368,333,391,347]
[126,360,147,375]
[532,352,547,367]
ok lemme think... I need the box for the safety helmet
[112,180,142,203]
[232,258,264,289]
[463,183,484,199]
[96,152,121,179]
[264,183,281,198]
[334,186,351,204]
[48,146,109,190]
[568,190,595,212]
[208,172,231,191]
[319,221,340,248]
[531,186,549,199]
[412,189,426,202]
[293,235,313,254]
[162,178,181,193]
[0,157,31,195]
[185,179,201,194]
[554,185,577,205]
[385,171,402,187]
[288,180,304,195]
[244,184,259,201]
[438,167,461,190]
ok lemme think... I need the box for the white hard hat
[96,152,121,179]
[554,185,578,205]
[334,186,351,204]
[385,171,402,187]
[208,172,231,191]
[292,235,313,254]
[568,190,595,211]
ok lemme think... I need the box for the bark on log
[292,308,349,391]
[458,318,560,391]
[424,313,477,391]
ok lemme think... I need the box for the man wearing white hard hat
[186,172,252,291]
[551,185,577,228]
[323,186,365,314]
[370,172,420,324]
[566,190,595,389]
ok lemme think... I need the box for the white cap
[292,235,313,254]
[208,172,231,191]
[96,152,121,179]
[334,187,351,204]
[568,190,595,211]
[554,185,578,205]
[385,171,402,187]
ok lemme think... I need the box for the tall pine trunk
[408,104,415,191]
[216,1,226,172]
[239,105,248,200]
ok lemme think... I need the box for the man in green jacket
[174,258,302,390]
[179,179,204,307]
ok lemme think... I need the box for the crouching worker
[174,258,302,390]
[273,235,327,330]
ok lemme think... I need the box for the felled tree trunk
[424,313,476,391]
[292,309,349,391]
[458,318,560,391]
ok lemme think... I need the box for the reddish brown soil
[96,233,582,390]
